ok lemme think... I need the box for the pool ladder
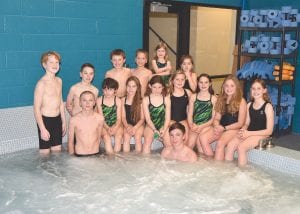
[255,137,274,150]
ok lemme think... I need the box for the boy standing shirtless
[33,51,66,155]
[131,49,153,97]
[68,91,103,156]
[105,49,131,98]
[66,63,99,116]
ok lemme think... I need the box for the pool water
[0,149,300,213]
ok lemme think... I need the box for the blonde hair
[40,51,61,65]
[215,75,243,114]
[153,41,169,61]
[169,70,186,95]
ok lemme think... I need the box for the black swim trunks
[74,152,100,157]
[37,115,62,150]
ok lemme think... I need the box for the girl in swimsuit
[142,75,171,154]
[151,42,172,86]
[169,71,192,144]
[225,79,274,166]
[179,55,197,93]
[187,74,217,155]
[199,75,247,160]
[121,76,145,153]
[96,78,123,154]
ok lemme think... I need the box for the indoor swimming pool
[0,149,299,213]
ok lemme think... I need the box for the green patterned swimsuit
[102,96,117,127]
[156,61,170,85]
[193,95,213,125]
[148,96,165,130]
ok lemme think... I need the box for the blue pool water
[0,149,299,213]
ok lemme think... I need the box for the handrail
[210,74,230,79]
[149,25,177,56]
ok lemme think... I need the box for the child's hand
[214,125,223,133]
[129,126,137,136]
[126,125,134,135]
[66,104,72,114]
[41,128,50,141]
[108,127,114,135]
[196,126,203,134]
[213,125,223,137]
[62,122,66,136]
[190,124,197,132]
[159,128,165,138]
[238,129,249,140]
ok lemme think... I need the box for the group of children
[34,42,274,166]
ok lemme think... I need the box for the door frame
[143,0,240,68]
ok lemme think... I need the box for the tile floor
[273,134,300,151]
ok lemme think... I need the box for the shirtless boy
[105,49,131,98]
[33,51,66,155]
[68,91,103,156]
[161,122,197,163]
[66,63,99,116]
[131,49,152,97]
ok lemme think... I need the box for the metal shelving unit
[237,27,299,135]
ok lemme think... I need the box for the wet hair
[196,73,214,94]
[179,55,195,73]
[110,49,126,59]
[80,63,95,72]
[153,41,169,61]
[169,122,186,134]
[169,70,186,95]
[215,74,243,115]
[250,79,271,103]
[40,51,61,65]
[145,75,168,96]
[101,78,119,90]
[126,76,142,124]
[80,90,95,100]
[136,49,149,59]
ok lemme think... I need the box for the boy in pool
[66,63,99,116]
[105,49,131,98]
[33,51,66,155]
[68,91,104,156]
[161,122,197,163]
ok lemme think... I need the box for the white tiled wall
[0,105,68,155]
[0,106,300,176]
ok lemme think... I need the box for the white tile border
[0,106,300,176]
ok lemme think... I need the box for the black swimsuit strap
[183,89,188,97]
[102,96,116,107]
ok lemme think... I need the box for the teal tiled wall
[1,0,299,133]
[0,0,143,107]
